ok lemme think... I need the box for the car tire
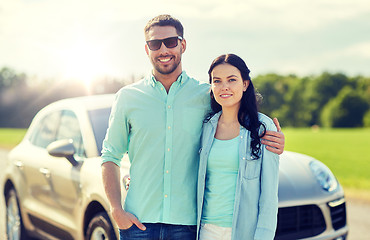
[5,189,28,240]
[86,212,116,240]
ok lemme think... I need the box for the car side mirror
[47,139,79,166]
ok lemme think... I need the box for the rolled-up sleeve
[101,89,129,167]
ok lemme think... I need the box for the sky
[1,0,370,83]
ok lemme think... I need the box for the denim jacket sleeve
[254,114,280,240]
[197,121,211,238]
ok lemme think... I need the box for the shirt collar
[146,71,188,87]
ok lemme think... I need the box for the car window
[88,108,111,155]
[30,111,61,148]
[56,110,86,158]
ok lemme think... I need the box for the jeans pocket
[119,224,135,232]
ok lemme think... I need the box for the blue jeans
[119,223,197,240]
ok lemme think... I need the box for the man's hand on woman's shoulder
[261,118,285,155]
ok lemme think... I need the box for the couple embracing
[102,14,284,240]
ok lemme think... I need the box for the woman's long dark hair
[208,53,265,159]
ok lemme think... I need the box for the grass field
[1,127,369,193]
[284,127,370,196]
[0,128,27,149]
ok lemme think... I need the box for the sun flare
[59,38,108,88]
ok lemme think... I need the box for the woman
[197,54,279,240]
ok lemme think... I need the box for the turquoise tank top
[201,136,239,227]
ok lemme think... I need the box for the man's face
[145,26,186,76]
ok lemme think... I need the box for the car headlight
[309,160,338,192]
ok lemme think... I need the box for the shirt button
[161,87,164,90]
[165,194,168,198]
[168,105,171,109]
[166,170,169,173]
[168,148,170,151]
[241,136,243,138]
[243,157,246,160]
[168,126,171,130]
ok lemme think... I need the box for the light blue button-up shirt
[102,71,211,225]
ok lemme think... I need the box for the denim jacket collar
[208,111,222,127]
[207,111,246,130]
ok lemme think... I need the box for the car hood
[278,151,343,206]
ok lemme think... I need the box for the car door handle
[14,161,24,170]
[39,168,51,178]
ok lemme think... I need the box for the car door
[20,110,61,217]
[42,109,85,235]
[19,108,85,238]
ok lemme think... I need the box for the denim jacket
[197,112,279,240]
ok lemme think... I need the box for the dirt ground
[345,196,370,240]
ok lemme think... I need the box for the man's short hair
[144,14,184,38]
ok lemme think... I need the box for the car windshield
[88,107,111,155]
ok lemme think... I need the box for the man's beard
[152,55,182,75]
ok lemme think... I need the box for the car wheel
[5,189,27,240]
[86,212,116,240]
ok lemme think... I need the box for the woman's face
[211,63,249,110]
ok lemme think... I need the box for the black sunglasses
[146,36,183,51]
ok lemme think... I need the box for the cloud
[155,0,370,32]
[1,0,369,77]
[342,41,370,58]
[266,40,370,75]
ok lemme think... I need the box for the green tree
[254,73,286,115]
[276,76,313,127]
[363,111,370,127]
[321,87,369,127]
[255,74,313,127]
[0,67,26,89]
[355,76,370,102]
[309,72,350,125]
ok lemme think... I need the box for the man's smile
[158,56,173,63]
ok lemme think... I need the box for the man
[101,14,285,240]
